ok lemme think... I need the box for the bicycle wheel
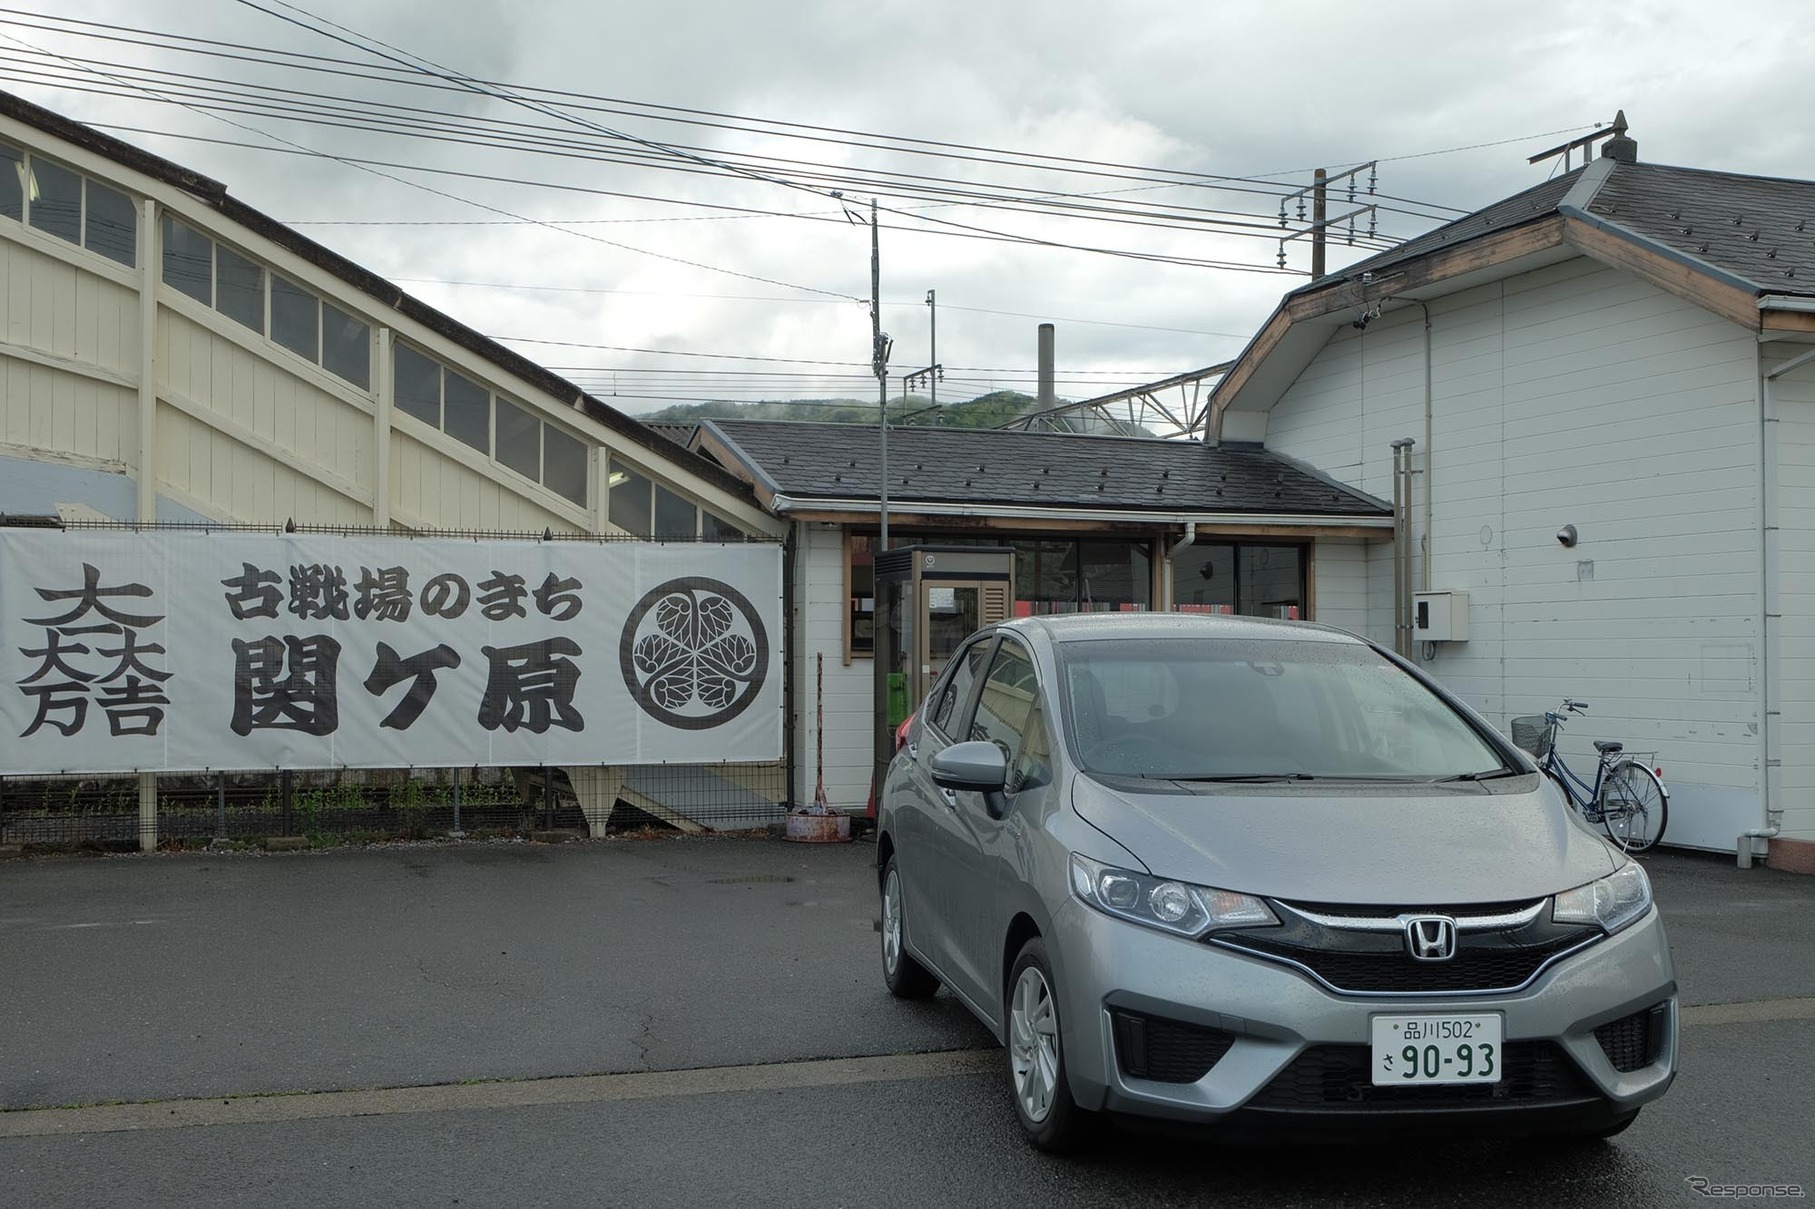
[1598,761,1668,853]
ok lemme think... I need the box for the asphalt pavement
[1,836,1811,1208]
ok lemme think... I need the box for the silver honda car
[876,613,1675,1151]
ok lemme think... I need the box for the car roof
[1004,612,1366,646]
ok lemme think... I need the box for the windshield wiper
[1432,767,1526,783]
[1142,772,1318,783]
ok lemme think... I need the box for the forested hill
[636,390,1042,428]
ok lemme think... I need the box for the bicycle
[1510,699,1669,854]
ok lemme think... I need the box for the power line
[0,12,1463,236]
[0,29,868,302]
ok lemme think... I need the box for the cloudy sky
[3,0,1811,418]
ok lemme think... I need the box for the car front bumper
[1049,897,1677,1132]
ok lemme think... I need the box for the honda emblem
[1404,915,1458,962]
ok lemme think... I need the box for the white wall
[1310,538,1372,638]
[1266,258,1765,852]
[1769,350,1815,846]
[792,522,874,809]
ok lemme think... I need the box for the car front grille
[1211,897,1598,995]
[1215,932,1588,994]
[1594,1003,1669,1072]
[1246,1042,1597,1109]
[1111,1009,1236,1084]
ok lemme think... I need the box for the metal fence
[0,762,789,851]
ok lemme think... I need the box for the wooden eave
[777,505,1390,540]
[1212,216,1571,425]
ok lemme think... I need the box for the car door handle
[940,787,958,809]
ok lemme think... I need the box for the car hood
[1070,774,1619,904]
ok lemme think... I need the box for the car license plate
[1370,1014,1503,1086]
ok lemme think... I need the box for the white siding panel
[791,524,872,810]
[1770,353,1815,843]
[1264,257,1764,851]
[390,430,578,534]
[1310,538,1369,634]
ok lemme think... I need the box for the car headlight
[1552,861,1653,934]
[1069,854,1277,939]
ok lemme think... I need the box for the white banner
[0,530,782,774]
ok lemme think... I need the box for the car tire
[880,857,939,999]
[1006,936,1094,1153]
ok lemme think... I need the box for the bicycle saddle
[1593,740,1624,754]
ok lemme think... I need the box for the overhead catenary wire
[0,48,1451,239]
[0,8,1473,248]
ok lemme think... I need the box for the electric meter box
[1412,590,1469,643]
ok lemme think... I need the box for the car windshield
[1056,636,1505,781]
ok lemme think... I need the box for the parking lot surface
[2,838,1811,1207]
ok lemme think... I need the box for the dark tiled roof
[1332,172,1583,284]
[1583,163,1815,292]
[705,420,1389,516]
[1319,157,1815,299]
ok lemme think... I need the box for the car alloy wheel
[879,856,939,999]
[882,866,905,976]
[1010,964,1060,1123]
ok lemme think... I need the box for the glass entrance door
[921,581,984,691]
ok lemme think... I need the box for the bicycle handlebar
[1563,699,1589,713]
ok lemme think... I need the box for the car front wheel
[1006,936,1092,1152]
[880,857,939,999]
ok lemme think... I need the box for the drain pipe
[1167,522,1197,613]
[1390,439,1415,655]
[1743,344,1815,866]
[1419,302,1434,595]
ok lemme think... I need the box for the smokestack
[1037,323,1055,408]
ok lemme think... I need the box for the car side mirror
[931,740,1009,793]
[932,742,1013,819]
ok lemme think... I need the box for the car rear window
[1056,637,1503,781]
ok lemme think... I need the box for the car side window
[1008,701,1053,794]
[969,639,1040,778]
[929,639,991,738]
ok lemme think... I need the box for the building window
[703,511,742,540]
[25,156,81,245]
[1173,543,1305,619]
[270,273,320,362]
[84,181,137,266]
[159,217,369,388]
[1,146,136,265]
[392,340,594,508]
[0,142,21,222]
[161,216,212,305]
[322,301,370,389]
[214,244,265,332]
[846,532,1156,659]
[654,483,698,538]
[495,397,541,480]
[393,343,441,426]
[442,369,490,454]
[609,465,652,536]
[543,427,588,507]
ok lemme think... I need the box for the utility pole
[903,288,941,426]
[1311,168,1327,279]
[870,197,891,549]
[1277,163,1375,272]
[927,290,937,412]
